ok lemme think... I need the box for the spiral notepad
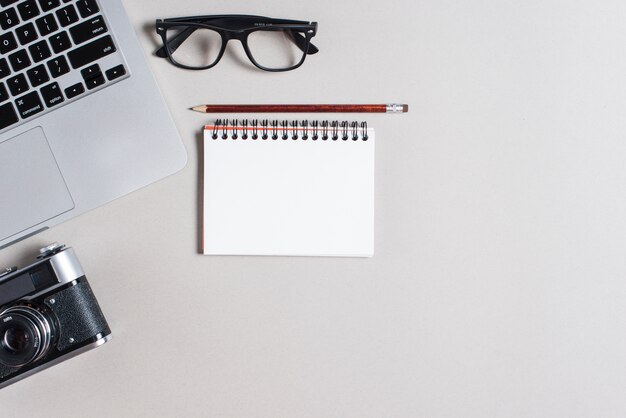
[203,119,375,257]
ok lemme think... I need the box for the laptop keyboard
[0,0,129,132]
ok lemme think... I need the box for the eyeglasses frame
[155,15,319,72]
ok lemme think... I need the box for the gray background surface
[2,0,626,417]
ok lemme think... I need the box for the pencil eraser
[403,104,409,113]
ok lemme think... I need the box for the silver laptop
[0,0,187,248]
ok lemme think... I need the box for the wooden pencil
[191,104,408,114]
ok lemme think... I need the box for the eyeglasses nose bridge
[223,30,247,41]
[218,33,253,59]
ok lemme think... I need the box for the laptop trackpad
[0,127,74,241]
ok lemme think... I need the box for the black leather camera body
[0,243,111,389]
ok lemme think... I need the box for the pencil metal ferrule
[386,104,405,113]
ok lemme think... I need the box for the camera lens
[3,326,31,352]
[0,305,53,368]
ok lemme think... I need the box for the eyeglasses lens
[247,29,307,70]
[166,26,223,68]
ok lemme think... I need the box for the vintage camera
[0,243,111,389]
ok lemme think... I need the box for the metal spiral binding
[322,121,329,140]
[281,120,288,140]
[268,121,275,139]
[241,119,248,139]
[330,121,338,140]
[210,120,370,141]
[221,119,229,139]
[252,119,258,139]
[301,120,309,140]
[291,121,299,140]
[231,119,238,139]
[212,119,221,139]
[341,121,349,141]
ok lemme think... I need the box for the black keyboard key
[35,13,57,35]
[15,90,43,118]
[64,81,83,98]
[48,31,70,53]
[17,0,40,20]
[28,39,50,62]
[26,63,49,86]
[76,0,98,18]
[8,49,30,71]
[0,102,19,129]
[0,32,18,54]
[67,35,115,69]
[46,55,69,77]
[15,22,38,45]
[69,15,107,45]
[105,64,125,81]
[0,58,10,79]
[40,81,63,107]
[0,0,19,6]
[0,7,20,30]
[55,4,77,26]
[0,82,8,102]
[80,63,99,79]
[85,73,104,89]
[7,73,28,96]
[37,0,59,12]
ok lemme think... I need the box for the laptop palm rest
[0,127,74,241]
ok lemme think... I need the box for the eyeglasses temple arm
[155,26,197,58]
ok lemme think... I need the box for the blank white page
[203,127,375,257]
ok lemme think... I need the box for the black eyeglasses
[155,15,319,72]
